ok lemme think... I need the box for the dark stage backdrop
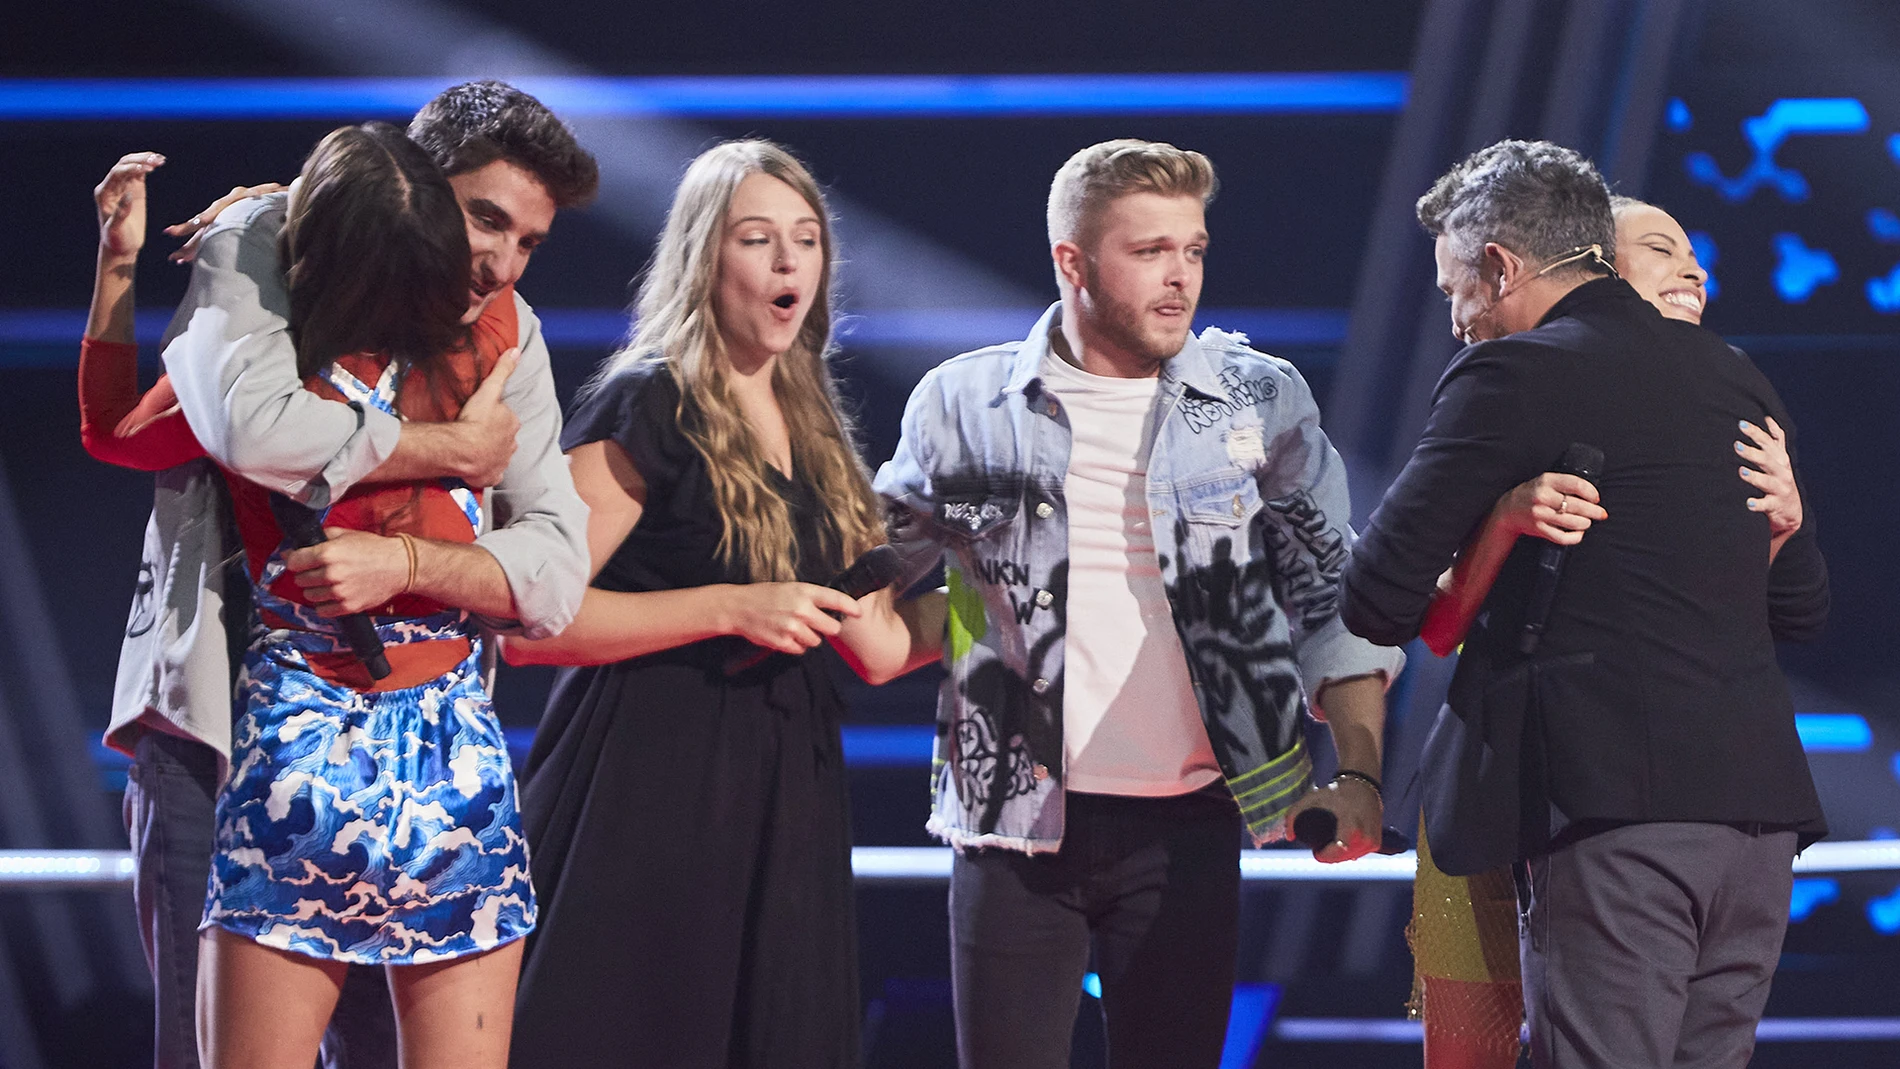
[1,2,1897,1067]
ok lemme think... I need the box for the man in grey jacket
[121,81,595,1068]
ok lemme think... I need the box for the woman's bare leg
[197,926,348,1069]
[387,939,524,1069]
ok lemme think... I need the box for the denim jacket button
[1035,501,1055,519]
[1232,494,1244,517]
[1034,589,1053,608]
[1031,677,1051,695]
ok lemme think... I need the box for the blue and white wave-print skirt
[203,639,534,964]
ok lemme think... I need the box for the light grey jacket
[103,459,240,765]
[106,192,589,758]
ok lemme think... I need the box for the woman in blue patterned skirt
[109,124,544,1069]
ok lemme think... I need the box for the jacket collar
[1536,275,1643,329]
[1004,301,1233,403]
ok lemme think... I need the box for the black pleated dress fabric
[509,362,859,1069]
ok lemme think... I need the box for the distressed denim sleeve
[465,294,590,638]
[159,193,401,510]
[1256,364,1405,702]
[873,370,950,593]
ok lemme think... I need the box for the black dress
[509,363,859,1068]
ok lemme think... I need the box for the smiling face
[447,158,557,323]
[1614,202,1707,324]
[1062,191,1206,375]
[712,172,825,369]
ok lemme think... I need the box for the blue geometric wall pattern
[1868,264,1900,313]
[1868,208,1900,244]
[1773,233,1838,302]
[1684,98,1869,204]
[1667,97,1693,133]
[1869,884,1900,936]
[1687,231,1720,301]
[1789,878,1840,923]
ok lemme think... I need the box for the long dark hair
[281,123,471,383]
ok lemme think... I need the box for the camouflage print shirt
[875,302,1404,852]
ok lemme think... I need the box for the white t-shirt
[1040,347,1222,797]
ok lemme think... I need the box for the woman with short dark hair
[81,123,536,1069]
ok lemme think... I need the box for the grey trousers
[1520,821,1797,1069]
[122,730,397,1069]
[124,731,222,1069]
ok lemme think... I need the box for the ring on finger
[1557,496,1569,515]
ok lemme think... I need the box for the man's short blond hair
[1046,139,1219,248]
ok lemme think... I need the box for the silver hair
[1417,140,1616,278]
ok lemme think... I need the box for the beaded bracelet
[1332,768,1383,797]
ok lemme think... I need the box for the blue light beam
[1222,985,1282,1069]
[0,73,1409,121]
[1793,713,1872,752]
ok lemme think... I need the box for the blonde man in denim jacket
[841,140,1403,1068]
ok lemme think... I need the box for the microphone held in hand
[267,493,392,681]
[1291,807,1410,857]
[1518,443,1605,655]
[722,545,903,676]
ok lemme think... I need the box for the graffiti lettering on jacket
[1262,490,1345,630]
[973,558,1030,587]
[1180,368,1281,433]
[952,561,1068,833]
[1163,527,1304,741]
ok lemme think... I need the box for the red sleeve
[78,338,206,471]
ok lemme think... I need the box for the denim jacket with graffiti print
[875,302,1404,853]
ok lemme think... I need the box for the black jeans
[949,788,1243,1069]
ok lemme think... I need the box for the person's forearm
[365,421,486,485]
[1769,528,1792,563]
[834,588,946,685]
[1313,674,1386,777]
[411,541,517,620]
[1419,506,1522,656]
[503,585,745,667]
[88,247,138,343]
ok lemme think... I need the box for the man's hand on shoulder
[366,347,521,487]
[447,346,522,486]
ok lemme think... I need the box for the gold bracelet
[397,532,419,594]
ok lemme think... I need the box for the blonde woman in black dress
[505,140,907,1068]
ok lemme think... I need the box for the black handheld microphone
[723,544,903,676]
[267,493,392,681]
[1518,442,1605,655]
[1291,807,1411,857]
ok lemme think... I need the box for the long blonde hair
[592,140,883,581]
